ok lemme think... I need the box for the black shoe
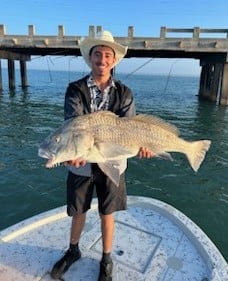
[98,259,113,281]
[50,248,81,279]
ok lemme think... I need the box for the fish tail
[186,140,211,172]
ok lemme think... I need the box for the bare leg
[100,213,114,253]
[70,213,86,245]
[50,213,86,278]
[98,213,114,281]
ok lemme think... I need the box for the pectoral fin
[98,162,121,186]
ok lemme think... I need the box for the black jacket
[64,75,135,120]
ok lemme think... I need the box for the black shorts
[66,164,127,216]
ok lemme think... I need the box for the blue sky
[1,0,228,75]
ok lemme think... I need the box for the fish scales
[88,113,182,152]
[82,111,172,140]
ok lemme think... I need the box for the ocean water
[0,69,227,261]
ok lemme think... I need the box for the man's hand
[137,147,155,159]
[65,159,87,168]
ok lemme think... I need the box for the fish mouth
[42,156,61,169]
[38,149,57,168]
[38,148,50,159]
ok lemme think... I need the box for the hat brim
[79,37,128,68]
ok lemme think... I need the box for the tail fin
[186,140,211,172]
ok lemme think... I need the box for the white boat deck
[0,196,227,281]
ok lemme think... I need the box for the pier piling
[8,59,15,90]
[20,60,28,89]
[199,60,228,105]
[0,60,2,91]
[220,63,228,105]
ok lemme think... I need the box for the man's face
[89,45,116,77]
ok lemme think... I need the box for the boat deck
[0,196,227,281]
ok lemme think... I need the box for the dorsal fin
[131,114,180,136]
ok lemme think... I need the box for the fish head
[38,120,94,168]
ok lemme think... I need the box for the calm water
[0,69,227,261]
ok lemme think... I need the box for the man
[51,30,153,281]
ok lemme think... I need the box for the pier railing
[159,27,228,39]
[0,25,228,59]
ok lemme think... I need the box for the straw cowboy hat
[79,30,128,68]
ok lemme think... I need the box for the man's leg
[94,165,127,281]
[50,213,86,279]
[70,213,86,244]
[100,213,114,253]
[98,213,114,281]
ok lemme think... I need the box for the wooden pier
[0,25,228,105]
